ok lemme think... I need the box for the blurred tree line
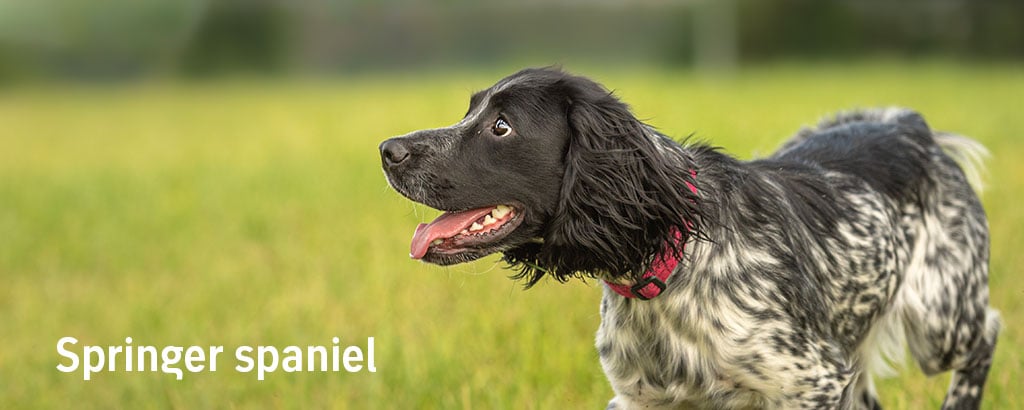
[0,0,1020,82]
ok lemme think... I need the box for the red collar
[604,173,697,300]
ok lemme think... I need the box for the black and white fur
[379,68,999,409]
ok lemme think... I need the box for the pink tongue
[410,206,496,259]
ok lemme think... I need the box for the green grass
[1,62,1022,409]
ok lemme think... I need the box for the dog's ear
[520,75,702,284]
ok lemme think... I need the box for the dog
[379,67,999,409]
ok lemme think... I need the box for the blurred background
[1,0,1022,82]
[2,0,1023,409]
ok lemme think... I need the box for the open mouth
[410,204,524,260]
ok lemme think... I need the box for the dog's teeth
[483,215,497,226]
[431,239,443,246]
[460,229,469,235]
[492,205,511,219]
[469,222,484,232]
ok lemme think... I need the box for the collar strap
[604,171,697,300]
[604,246,679,299]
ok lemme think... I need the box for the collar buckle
[629,275,667,300]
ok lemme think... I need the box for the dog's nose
[380,138,411,167]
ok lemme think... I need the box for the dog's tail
[934,131,989,193]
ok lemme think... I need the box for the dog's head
[380,67,703,285]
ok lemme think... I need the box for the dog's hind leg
[941,310,999,410]
[896,148,999,410]
[898,218,999,409]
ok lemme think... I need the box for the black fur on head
[380,67,707,286]
[501,69,706,286]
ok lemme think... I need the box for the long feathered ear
[508,75,703,285]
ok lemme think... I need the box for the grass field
[1,62,1022,409]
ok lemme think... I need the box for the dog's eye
[492,117,512,137]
